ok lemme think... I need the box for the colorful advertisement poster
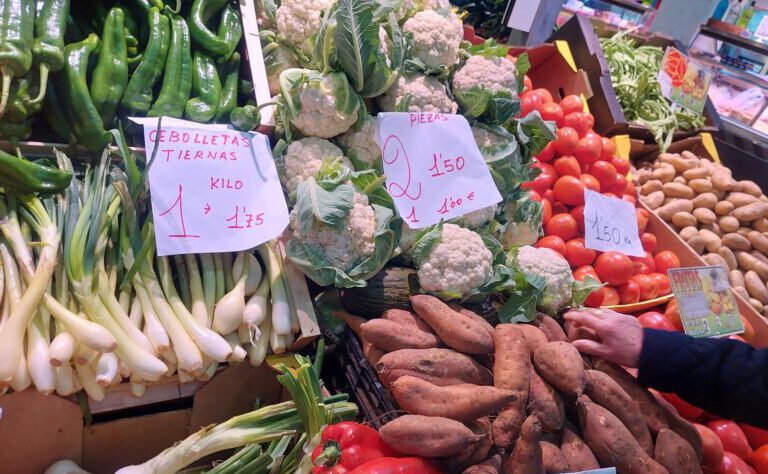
[657,47,713,115]
[668,266,744,338]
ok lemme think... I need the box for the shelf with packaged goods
[698,24,768,57]
[598,0,649,14]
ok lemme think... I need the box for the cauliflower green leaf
[572,275,605,307]
[498,271,547,323]
[293,178,356,233]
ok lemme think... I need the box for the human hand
[563,308,644,368]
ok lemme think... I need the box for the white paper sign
[583,189,644,257]
[377,113,502,228]
[143,125,289,256]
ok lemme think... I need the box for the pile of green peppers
[0,0,260,151]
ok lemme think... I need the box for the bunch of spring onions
[0,131,300,400]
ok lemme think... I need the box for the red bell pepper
[311,422,400,473]
[347,457,444,474]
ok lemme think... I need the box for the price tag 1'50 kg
[583,189,644,257]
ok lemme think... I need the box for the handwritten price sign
[143,125,289,256]
[377,113,502,228]
[583,189,644,257]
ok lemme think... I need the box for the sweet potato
[464,454,502,474]
[541,441,569,474]
[360,318,440,352]
[391,375,517,422]
[560,427,599,471]
[517,324,549,355]
[493,325,530,450]
[459,308,496,338]
[651,392,703,463]
[592,359,669,434]
[444,417,495,472]
[382,308,435,334]
[527,367,564,432]
[505,415,543,474]
[576,395,668,474]
[411,295,494,354]
[376,348,493,387]
[533,342,585,396]
[654,428,703,474]
[380,415,483,457]
[584,370,653,455]
[532,314,568,342]
[333,310,386,366]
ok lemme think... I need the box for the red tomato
[536,235,567,256]
[542,199,552,225]
[638,311,674,331]
[563,112,592,137]
[664,299,683,331]
[590,160,618,189]
[605,173,628,195]
[552,201,568,215]
[524,163,557,195]
[554,176,585,206]
[565,238,596,268]
[663,393,704,421]
[579,174,601,193]
[602,286,620,306]
[539,102,564,125]
[521,92,543,116]
[601,137,616,160]
[742,318,755,345]
[611,156,630,176]
[595,251,634,286]
[751,445,768,474]
[625,180,636,197]
[618,280,640,304]
[559,94,584,115]
[641,232,657,252]
[537,142,555,163]
[554,127,579,156]
[633,274,659,300]
[633,261,651,275]
[529,190,542,202]
[655,250,681,274]
[570,205,585,233]
[574,135,602,166]
[546,213,578,241]
[543,189,554,202]
[532,88,553,104]
[553,155,581,177]
[573,265,598,280]
[720,452,756,474]
[584,287,605,307]
[637,208,650,233]
[631,250,656,272]
[742,425,768,450]
[652,272,672,296]
[622,194,637,206]
[708,420,753,461]
[523,75,533,92]
[696,423,725,473]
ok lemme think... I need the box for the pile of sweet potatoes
[342,294,704,474]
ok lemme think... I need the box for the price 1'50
[589,212,634,246]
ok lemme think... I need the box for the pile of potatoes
[338,295,704,474]
[636,151,768,316]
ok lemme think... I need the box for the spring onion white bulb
[257,243,292,337]
[10,351,31,392]
[213,263,248,335]
[223,333,247,363]
[75,362,105,402]
[249,306,271,367]
[44,295,117,353]
[50,331,76,367]
[74,344,99,366]
[243,277,269,328]
[55,364,76,397]
[95,352,119,387]
[27,312,56,394]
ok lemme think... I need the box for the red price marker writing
[382,134,422,201]
[158,185,200,239]
[429,153,465,177]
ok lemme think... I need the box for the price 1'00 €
[589,212,635,246]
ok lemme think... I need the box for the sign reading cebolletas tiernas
[377,113,502,229]
[143,124,289,256]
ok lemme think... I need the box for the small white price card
[377,112,502,228]
[583,189,644,257]
[668,266,743,338]
[143,125,289,256]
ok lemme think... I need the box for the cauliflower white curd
[276,0,335,52]
[379,74,457,113]
[403,10,463,70]
[281,138,353,196]
[335,114,380,170]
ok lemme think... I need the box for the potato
[560,427,599,472]
[663,182,695,199]
[642,191,665,210]
[541,441,569,474]
[528,366,565,432]
[701,222,723,237]
[721,233,752,252]
[715,201,735,216]
[673,176,688,185]
[390,376,517,422]
[577,395,668,474]
[748,231,768,255]
[712,169,736,191]
[517,324,549,356]
[652,166,676,183]
[735,251,768,280]
[693,208,716,225]
[464,454,502,474]
[679,226,699,241]
[733,287,750,301]
[699,229,722,253]
[718,247,738,271]
[411,295,494,354]
[640,180,663,195]
[672,212,697,228]
[657,200,694,221]
[376,348,494,387]
[492,325,530,450]
[361,319,441,352]
[739,180,763,197]
[689,178,713,194]
[681,150,701,162]
[380,415,484,457]
[654,428,703,474]
[584,370,654,455]
[533,314,568,342]
[702,253,728,270]
[751,250,768,266]
[719,216,740,233]
[745,271,768,304]
[683,167,710,180]
[663,154,698,172]
[533,342,586,396]
[686,235,706,254]
[727,192,758,207]
[729,270,746,288]
[752,218,768,233]
[692,193,718,209]
[738,227,753,238]
[749,298,764,312]
[506,415,543,474]
[733,202,768,222]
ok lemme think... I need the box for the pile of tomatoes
[520,90,681,307]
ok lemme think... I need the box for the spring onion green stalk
[128,295,142,328]
[234,253,263,296]
[213,253,225,302]
[213,253,248,335]
[200,254,216,324]
[118,288,131,315]
[223,253,235,292]
[184,254,208,327]
[257,242,291,337]
[133,279,170,354]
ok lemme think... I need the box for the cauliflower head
[379,74,457,113]
[281,138,353,196]
[335,114,380,170]
[417,224,493,297]
[266,43,300,96]
[404,10,462,70]
[515,245,573,314]
[452,206,496,229]
[276,0,335,51]
[453,55,518,96]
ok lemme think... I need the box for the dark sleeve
[637,328,768,428]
